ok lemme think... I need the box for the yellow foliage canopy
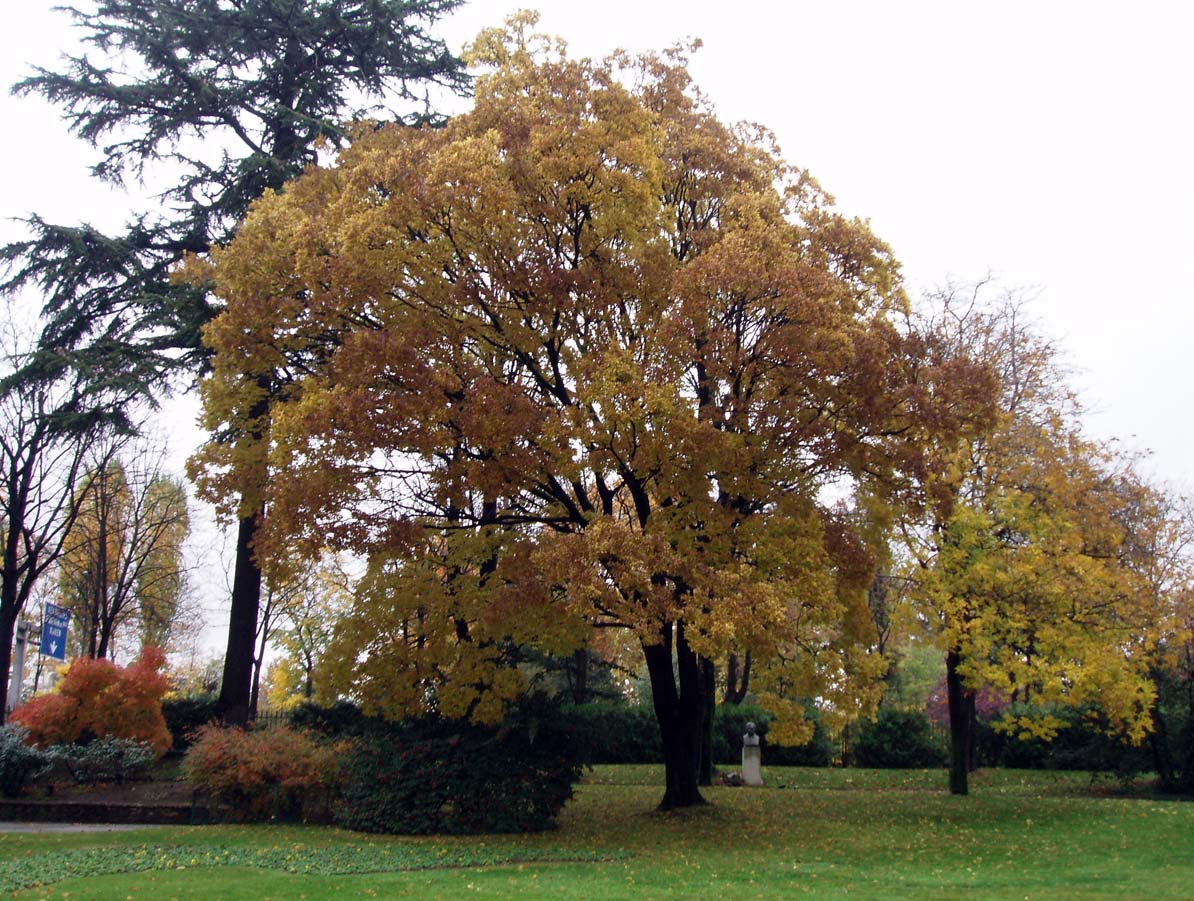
[909,290,1168,746]
[190,24,987,733]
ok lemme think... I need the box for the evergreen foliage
[287,696,585,834]
[850,709,947,769]
[1150,649,1194,793]
[160,694,221,752]
[0,725,55,798]
[3,0,469,391]
[2,0,469,726]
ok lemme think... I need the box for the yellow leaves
[190,27,975,730]
[756,696,815,747]
[906,292,1171,748]
[997,712,1065,742]
[463,10,550,69]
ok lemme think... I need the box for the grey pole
[6,620,29,714]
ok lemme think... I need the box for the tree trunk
[698,657,715,786]
[219,512,262,726]
[95,624,112,660]
[303,647,315,699]
[723,650,752,705]
[643,621,708,810]
[966,690,978,772]
[249,606,270,720]
[569,647,590,705]
[946,648,970,795]
[0,602,17,724]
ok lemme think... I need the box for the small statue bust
[743,721,761,747]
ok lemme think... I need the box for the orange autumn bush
[182,723,347,822]
[10,647,172,756]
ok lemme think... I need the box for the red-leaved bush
[182,724,347,822]
[10,647,172,756]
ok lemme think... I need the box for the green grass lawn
[3,766,1191,899]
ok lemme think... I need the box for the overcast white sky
[2,2,1191,647]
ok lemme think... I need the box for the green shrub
[182,724,346,822]
[537,701,834,768]
[984,705,1150,777]
[0,725,54,798]
[851,709,947,768]
[54,737,156,785]
[559,702,661,764]
[1149,654,1194,793]
[160,696,221,752]
[288,699,372,737]
[331,696,584,835]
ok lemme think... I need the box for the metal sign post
[5,621,29,713]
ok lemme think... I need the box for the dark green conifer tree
[2,0,469,724]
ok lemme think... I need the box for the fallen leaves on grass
[0,842,631,892]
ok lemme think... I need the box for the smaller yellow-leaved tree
[58,444,189,660]
[907,285,1165,794]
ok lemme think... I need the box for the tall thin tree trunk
[249,614,270,721]
[966,690,978,772]
[0,603,17,723]
[699,657,715,786]
[96,622,112,660]
[946,648,970,795]
[219,512,262,726]
[303,647,315,699]
[570,647,590,705]
[643,621,708,810]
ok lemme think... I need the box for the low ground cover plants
[54,737,157,785]
[0,725,54,797]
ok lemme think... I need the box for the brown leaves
[192,25,976,728]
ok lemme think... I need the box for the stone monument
[742,721,763,786]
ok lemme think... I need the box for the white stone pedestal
[742,744,763,786]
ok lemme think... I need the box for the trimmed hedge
[851,709,947,768]
[161,696,221,753]
[560,702,662,764]
[296,697,585,835]
[556,701,833,767]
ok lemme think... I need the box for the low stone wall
[0,798,208,825]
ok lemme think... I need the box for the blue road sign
[39,603,69,661]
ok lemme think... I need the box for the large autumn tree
[191,17,990,808]
[3,0,469,725]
